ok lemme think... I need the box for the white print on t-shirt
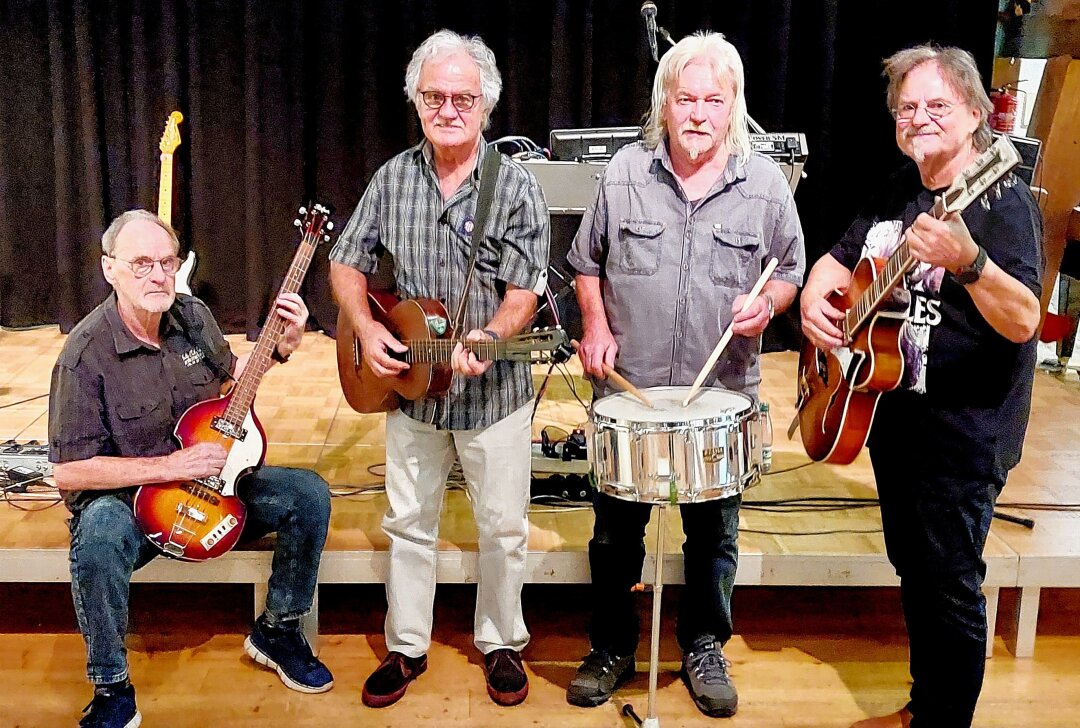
[859,220,945,394]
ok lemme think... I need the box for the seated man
[49,210,333,728]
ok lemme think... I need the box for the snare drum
[588,386,760,504]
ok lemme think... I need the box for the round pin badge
[464,219,474,234]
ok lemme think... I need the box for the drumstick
[681,257,779,407]
[571,339,654,408]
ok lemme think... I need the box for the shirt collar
[416,136,490,190]
[102,291,184,355]
[652,140,748,190]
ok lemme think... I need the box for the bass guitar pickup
[211,417,247,441]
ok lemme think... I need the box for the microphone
[641,1,659,62]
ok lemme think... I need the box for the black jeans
[586,492,741,657]
[870,447,1005,728]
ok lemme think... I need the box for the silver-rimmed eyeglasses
[893,99,958,123]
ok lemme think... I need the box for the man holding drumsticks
[565,32,804,718]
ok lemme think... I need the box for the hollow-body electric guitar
[796,135,1021,464]
[133,204,334,561]
[336,292,570,414]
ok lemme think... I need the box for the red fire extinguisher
[989,84,1026,133]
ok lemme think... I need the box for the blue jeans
[586,492,741,656]
[870,447,1005,728]
[67,466,330,684]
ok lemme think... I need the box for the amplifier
[750,132,808,160]
[750,132,808,194]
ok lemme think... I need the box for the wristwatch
[954,245,987,286]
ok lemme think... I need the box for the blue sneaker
[245,615,334,694]
[79,682,141,728]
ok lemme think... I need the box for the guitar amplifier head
[749,133,808,194]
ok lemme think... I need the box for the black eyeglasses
[419,90,481,112]
[107,255,183,278]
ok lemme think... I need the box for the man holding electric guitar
[329,30,549,709]
[800,46,1043,728]
[49,210,333,728]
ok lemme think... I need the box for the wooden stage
[2,326,1080,726]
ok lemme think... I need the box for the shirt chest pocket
[112,396,171,449]
[710,229,758,288]
[614,219,664,275]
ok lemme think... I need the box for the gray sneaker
[681,639,737,717]
[566,649,635,707]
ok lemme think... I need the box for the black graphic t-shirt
[830,162,1044,477]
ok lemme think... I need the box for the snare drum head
[592,386,752,425]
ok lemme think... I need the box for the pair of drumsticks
[577,258,778,409]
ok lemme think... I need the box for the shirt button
[683,264,689,271]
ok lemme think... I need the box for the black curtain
[0,0,999,341]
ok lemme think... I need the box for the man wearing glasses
[330,30,548,708]
[801,46,1043,728]
[49,209,333,728]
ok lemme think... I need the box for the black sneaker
[362,652,428,708]
[566,649,636,707]
[245,615,334,694]
[681,638,737,717]
[79,682,141,728]
[483,648,529,706]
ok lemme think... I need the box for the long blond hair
[642,32,751,160]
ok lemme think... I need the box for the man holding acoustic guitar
[329,30,549,708]
[49,210,334,728]
[800,46,1043,728]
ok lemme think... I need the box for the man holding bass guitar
[800,46,1043,728]
[329,30,549,708]
[49,210,333,728]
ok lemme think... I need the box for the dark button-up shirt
[48,293,236,512]
[330,140,550,430]
[568,141,805,397]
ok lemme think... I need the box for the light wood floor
[2,326,1080,726]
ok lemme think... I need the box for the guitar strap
[450,145,503,336]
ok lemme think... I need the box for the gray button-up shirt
[330,140,550,430]
[568,141,805,398]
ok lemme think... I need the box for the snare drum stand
[623,499,669,728]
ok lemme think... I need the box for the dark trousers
[586,492,741,657]
[67,466,330,684]
[870,447,1005,728]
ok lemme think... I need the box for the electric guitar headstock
[159,111,184,155]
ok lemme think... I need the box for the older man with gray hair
[330,29,549,708]
[566,32,804,718]
[802,45,1042,728]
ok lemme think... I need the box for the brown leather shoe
[483,649,529,706]
[850,707,913,728]
[362,652,427,708]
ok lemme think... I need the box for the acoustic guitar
[133,204,334,561]
[336,292,571,414]
[796,135,1021,464]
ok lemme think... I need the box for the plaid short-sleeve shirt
[330,140,550,430]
